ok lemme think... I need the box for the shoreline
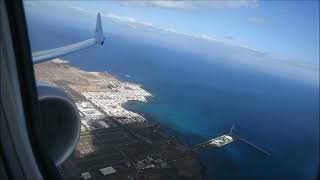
[123,101,209,180]
[34,59,205,180]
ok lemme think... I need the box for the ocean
[26,12,319,180]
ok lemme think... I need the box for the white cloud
[70,6,318,86]
[72,6,269,52]
[247,16,268,25]
[72,7,153,28]
[121,0,258,10]
[72,7,93,15]
[104,13,153,27]
[200,34,217,41]
[120,1,193,10]
[72,6,219,42]
[162,28,218,42]
[71,6,268,55]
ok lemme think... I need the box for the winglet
[94,13,105,45]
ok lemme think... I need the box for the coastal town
[82,82,151,124]
[34,59,203,180]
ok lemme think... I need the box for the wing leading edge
[32,13,105,64]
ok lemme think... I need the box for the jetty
[191,123,271,156]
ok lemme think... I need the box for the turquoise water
[27,12,319,180]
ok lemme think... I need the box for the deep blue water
[26,12,319,180]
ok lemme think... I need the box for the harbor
[191,125,271,156]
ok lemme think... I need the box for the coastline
[34,59,205,180]
[123,101,209,180]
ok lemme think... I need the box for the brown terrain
[34,59,204,180]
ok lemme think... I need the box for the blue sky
[25,0,319,65]
[52,0,319,65]
[24,1,319,85]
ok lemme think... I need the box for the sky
[24,0,319,81]
[38,0,319,65]
[24,0,319,65]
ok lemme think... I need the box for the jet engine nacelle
[36,82,80,166]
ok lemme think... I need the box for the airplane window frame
[2,0,61,179]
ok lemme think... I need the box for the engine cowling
[37,82,80,166]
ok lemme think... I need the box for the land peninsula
[34,59,204,180]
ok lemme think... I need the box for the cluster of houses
[82,83,151,124]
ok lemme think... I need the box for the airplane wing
[32,13,105,64]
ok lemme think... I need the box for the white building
[81,172,91,179]
[99,167,116,176]
[76,101,104,120]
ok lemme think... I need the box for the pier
[236,137,271,156]
[191,134,235,152]
[191,124,271,156]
